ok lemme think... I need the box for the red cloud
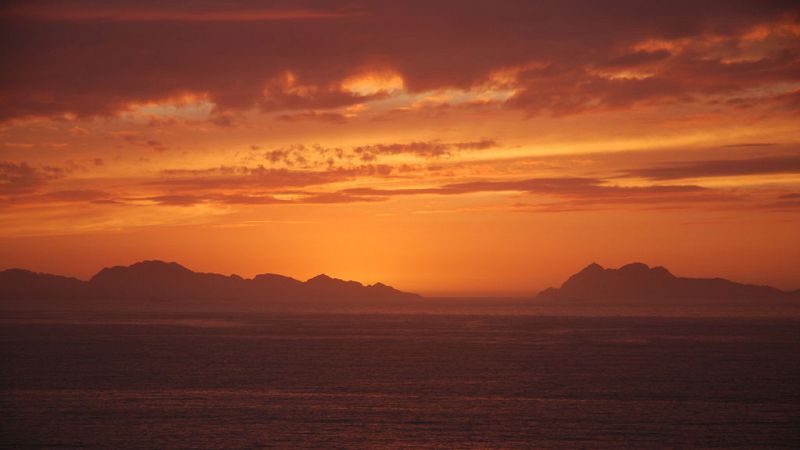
[0,161,64,195]
[627,154,800,180]
[1,1,797,121]
[353,140,497,160]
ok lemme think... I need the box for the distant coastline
[1,260,798,312]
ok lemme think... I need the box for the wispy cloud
[626,154,800,180]
[0,161,64,195]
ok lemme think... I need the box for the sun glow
[341,71,405,96]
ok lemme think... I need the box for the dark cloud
[276,111,349,124]
[0,161,742,210]
[151,164,394,191]
[0,161,63,195]
[145,193,286,206]
[314,176,734,209]
[454,139,497,150]
[1,1,797,120]
[354,142,449,160]
[0,163,117,206]
[40,189,111,202]
[208,111,238,127]
[295,192,385,204]
[597,49,673,69]
[761,192,800,210]
[142,195,203,206]
[112,131,168,151]
[140,175,720,208]
[769,89,800,110]
[627,154,800,180]
[143,190,387,207]
[342,177,710,199]
[257,140,497,168]
[152,166,344,190]
[723,143,776,148]
[508,46,800,115]
[353,139,497,160]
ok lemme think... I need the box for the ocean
[2,308,799,448]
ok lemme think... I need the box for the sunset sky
[1,0,799,295]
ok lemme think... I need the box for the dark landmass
[0,260,420,311]
[536,262,800,305]
[2,260,799,311]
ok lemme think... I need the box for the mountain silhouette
[0,268,87,301]
[536,262,800,305]
[3,260,799,310]
[0,260,420,310]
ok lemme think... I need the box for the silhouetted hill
[89,261,247,303]
[0,260,421,311]
[536,262,800,305]
[0,269,87,304]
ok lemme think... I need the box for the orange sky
[1,1,799,295]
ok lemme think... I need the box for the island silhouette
[536,262,800,305]
[0,260,420,310]
[1,260,798,310]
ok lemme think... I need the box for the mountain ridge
[2,260,799,310]
[0,260,421,310]
[536,262,799,305]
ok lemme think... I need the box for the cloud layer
[1,1,798,121]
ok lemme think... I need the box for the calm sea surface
[2,308,799,448]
